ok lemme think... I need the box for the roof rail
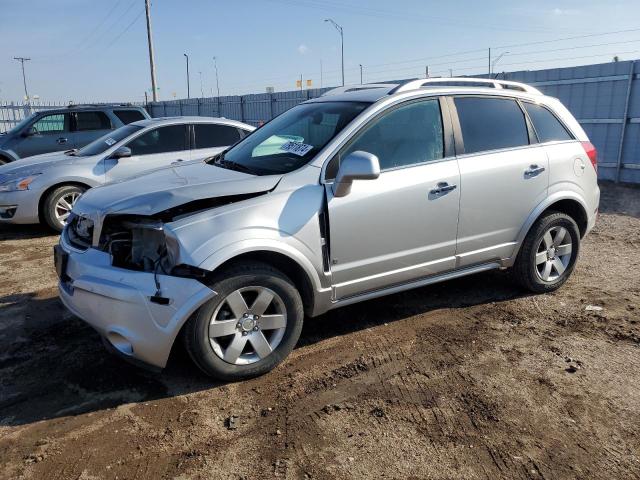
[66,102,134,108]
[390,77,542,95]
[320,83,396,97]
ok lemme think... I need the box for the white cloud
[297,44,310,55]
[553,7,564,15]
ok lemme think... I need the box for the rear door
[72,110,113,149]
[105,124,189,182]
[191,123,244,160]
[451,95,549,267]
[15,112,75,157]
[326,97,460,299]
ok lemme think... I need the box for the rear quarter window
[524,103,573,143]
[114,109,147,125]
[454,97,529,154]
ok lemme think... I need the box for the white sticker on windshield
[279,141,313,157]
[104,138,116,146]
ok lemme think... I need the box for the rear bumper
[57,236,216,369]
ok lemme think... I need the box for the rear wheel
[513,211,580,293]
[183,262,304,381]
[43,184,86,232]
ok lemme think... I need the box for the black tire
[513,211,580,293]
[183,261,304,381]
[42,184,86,232]
[0,156,10,166]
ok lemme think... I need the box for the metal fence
[0,101,70,133]
[148,59,640,184]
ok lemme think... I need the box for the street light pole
[13,57,31,102]
[183,53,190,99]
[324,18,344,86]
[199,71,204,97]
[491,52,509,77]
[144,0,158,101]
[213,56,220,98]
[359,64,363,84]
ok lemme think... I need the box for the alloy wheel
[535,226,573,282]
[208,286,287,365]
[55,191,81,225]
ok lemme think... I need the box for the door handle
[56,137,68,145]
[429,182,457,196]
[524,164,545,177]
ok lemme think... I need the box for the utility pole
[425,65,429,78]
[449,68,453,77]
[212,57,220,98]
[324,18,344,86]
[144,0,158,101]
[359,64,363,84]
[488,47,491,77]
[13,57,31,102]
[320,59,323,88]
[300,74,303,91]
[183,53,190,99]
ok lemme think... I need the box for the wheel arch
[200,247,324,317]
[511,193,589,266]
[38,181,93,223]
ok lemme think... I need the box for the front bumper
[0,190,40,224]
[57,235,216,369]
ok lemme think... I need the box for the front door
[326,98,460,299]
[451,96,549,267]
[104,124,190,182]
[191,123,244,160]
[15,112,75,157]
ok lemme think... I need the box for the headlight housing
[0,174,40,192]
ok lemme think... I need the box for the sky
[1,0,639,103]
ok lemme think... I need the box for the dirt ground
[0,182,639,480]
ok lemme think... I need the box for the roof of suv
[309,77,543,104]
[39,104,147,114]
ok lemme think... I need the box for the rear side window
[75,111,112,131]
[337,99,444,172]
[126,125,187,156]
[193,124,242,148]
[524,103,573,143]
[454,97,529,154]
[114,109,146,125]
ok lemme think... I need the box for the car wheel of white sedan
[183,261,304,381]
[43,184,86,232]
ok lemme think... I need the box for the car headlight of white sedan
[0,174,40,192]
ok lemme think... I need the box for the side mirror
[110,146,132,159]
[21,129,35,137]
[332,151,380,198]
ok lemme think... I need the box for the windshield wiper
[212,154,258,175]
[64,149,79,156]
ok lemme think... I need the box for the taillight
[581,141,597,173]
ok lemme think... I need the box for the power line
[104,8,145,50]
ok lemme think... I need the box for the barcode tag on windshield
[280,141,313,157]
[105,138,116,146]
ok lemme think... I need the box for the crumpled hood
[74,159,282,220]
[0,151,75,176]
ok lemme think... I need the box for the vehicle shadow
[0,223,55,241]
[0,269,530,427]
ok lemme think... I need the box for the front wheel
[513,211,580,293]
[183,262,304,381]
[43,184,86,232]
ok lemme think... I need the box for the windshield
[220,101,370,175]
[75,124,144,156]
[4,113,37,135]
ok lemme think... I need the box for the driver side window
[126,125,187,156]
[31,114,68,134]
[326,99,444,179]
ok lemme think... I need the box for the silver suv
[56,78,600,380]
